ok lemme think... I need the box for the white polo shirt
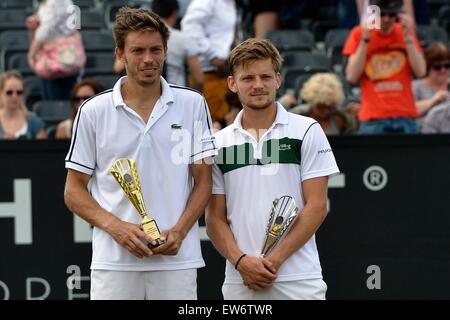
[212,103,340,284]
[65,76,217,271]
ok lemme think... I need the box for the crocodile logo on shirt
[279,143,292,151]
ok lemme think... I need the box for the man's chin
[246,102,273,110]
[137,77,157,86]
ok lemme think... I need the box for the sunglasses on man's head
[72,96,92,102]
[432,63,450,71]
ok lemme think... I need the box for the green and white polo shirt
[212,103,339,284]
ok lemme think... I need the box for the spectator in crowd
[181,0,237,122]
[421,100,450,134]
[283,73,358,134]
[248,0,312,39]
[0,70,46,140]
[26,0,83,100]
[343,0,426,134]
[55,78,104,140]
[212,90,243,130]
[412,42,450,130]
[151,0,203,91]
[357,0,424,27]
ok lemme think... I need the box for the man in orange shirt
[343,0,426,134]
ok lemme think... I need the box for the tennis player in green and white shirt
[206,38,340,300]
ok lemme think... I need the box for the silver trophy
[260,196,299,258]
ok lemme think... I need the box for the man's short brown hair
[112,6,170,51]
[228,38,283,75]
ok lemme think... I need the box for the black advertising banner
[1,136,450,300]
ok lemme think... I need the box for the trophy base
[148,238,165,249]
[141,218,163,248]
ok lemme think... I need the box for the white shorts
[222,278,327,300]
[90,269,197,300]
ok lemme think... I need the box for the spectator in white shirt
[181,0,238,122]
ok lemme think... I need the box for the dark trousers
[40,74,78,100]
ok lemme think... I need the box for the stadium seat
[81,30,115,51]
[324,29,351,67]
[293,73,314,103]
[0,9,30,32]
[438,5,450,34]
[72,0,96,9]
[428,0,449,20]
[45,125,57,139]
[311,20,339,42]
[0,0,34,9]
[282,51,332,71]
[80,9,105,29]
[84,52,116,75]
[416,25,448,48]
[0,30,29,71]
[104,0,147,28]
[24,76,42,110]
[32,100,72,128]
[90,74,119,90]
[281,66,330,93]
[266,30,315,52]
[6,52,33,77]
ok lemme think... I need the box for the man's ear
[275,72,282,90]
[115,47,124,61]
[227,75,237,93]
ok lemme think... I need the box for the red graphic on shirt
[365,50,406,80]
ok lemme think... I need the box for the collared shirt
[65,76,217,271]
[181,0,237,72]
[212,103,340,283]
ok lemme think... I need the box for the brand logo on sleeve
[318,148,332,154]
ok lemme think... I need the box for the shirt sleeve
[191,97,218,163]
[300,122,340,181]
[180,30,200,58]
[180,0,217,61]
[28,115,45,138]
[65,102,96,175]
[421,106,443,134]
[342,26,361,57]
[212,162,225,195]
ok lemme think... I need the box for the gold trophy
[260,195,299,258]
[110,158,163,247]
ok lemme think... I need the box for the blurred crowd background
[0,0,449,139]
